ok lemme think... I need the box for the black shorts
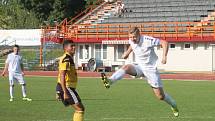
[56,83,82,106]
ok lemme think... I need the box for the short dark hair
[14,44,20,48]
[129,27,140,35]
[63,40,74,48]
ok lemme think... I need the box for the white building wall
[0,29,41,46]
[156,43,213,72]
[107,45,115,61]
[76,43,214,72]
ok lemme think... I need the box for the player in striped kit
[56,40,85,121]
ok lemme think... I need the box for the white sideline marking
[102,116,215,120]
[30,116,215,121]
[24,75,215,82]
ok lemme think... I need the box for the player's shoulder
[143,35,159,42]
[7,53,14,59]
[142,35,158,45]
[8,53,13,56]
[143,35,153,40]
[128,39,133,44]
[60,54,72,63]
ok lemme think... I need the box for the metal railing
[41,21,215,42]
[40,0,106,43]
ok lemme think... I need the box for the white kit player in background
[101,27,179,117]
[1,45,32,102]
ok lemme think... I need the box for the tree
[64,0,86,19]
[20,0,55,22]
[48,0,66,22]
[0,0,40,29]
[0,0,88,29]
[21,0,86,25]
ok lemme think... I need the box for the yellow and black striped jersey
[57,52,78,88]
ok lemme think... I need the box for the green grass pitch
[0,76,215,121]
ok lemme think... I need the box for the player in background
[101,27,179,117]
[1,45,32,102]
[56,40,85,121]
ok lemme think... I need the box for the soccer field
[0,76,215,121]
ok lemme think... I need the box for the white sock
[10,86,14,98]
[109,69,126,84]
[21,85,27,98]
[164,93,177,108]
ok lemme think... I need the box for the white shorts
[9,72,25,86]
[132,64,163,88]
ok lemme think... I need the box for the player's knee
[81,106,85,112]
[74,104,85,112]
[76,106,85,112]
[80,104,85,111]
[122,64,132,72]
[121,65,128,70]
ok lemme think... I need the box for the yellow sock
[73,111,84,121]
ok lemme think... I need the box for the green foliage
[20,49,37,61]
[0,0,88,29]
[20,0,86,26]
[86,0,100,6]
[48,0,65,22]
[20,0,55,22]
[0,0,40,29]
[45,49,63,60]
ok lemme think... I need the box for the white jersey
[129,35,160,69]
[6,53,23,73]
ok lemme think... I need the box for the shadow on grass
[32,99,57,102]
[82,98,112,101]
[31,98,113,102]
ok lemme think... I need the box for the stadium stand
[0,39,15,57]
[41,0,215,44]
[39,0,215,71]
[0,49,13,57]
[79,0,215,24]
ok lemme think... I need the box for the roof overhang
[102,40,128,44]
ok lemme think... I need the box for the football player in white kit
[101,27,179,117]
[1,45,32,102]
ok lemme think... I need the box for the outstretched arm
[122,45,133,59]
[160,40,169,64]
[1,62,9,76]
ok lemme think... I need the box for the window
[193,43,198,50]
[84,45,89,59]
[95,44,101,60]
[79,45,90,59]
[184,43,191,48]
[205,43,210,50]
[79,45,83,59]
[103,45,107,59]
[117,44,125,59]
[170,43,176,48]
[94,44,108,60]
[126,45,129,50]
